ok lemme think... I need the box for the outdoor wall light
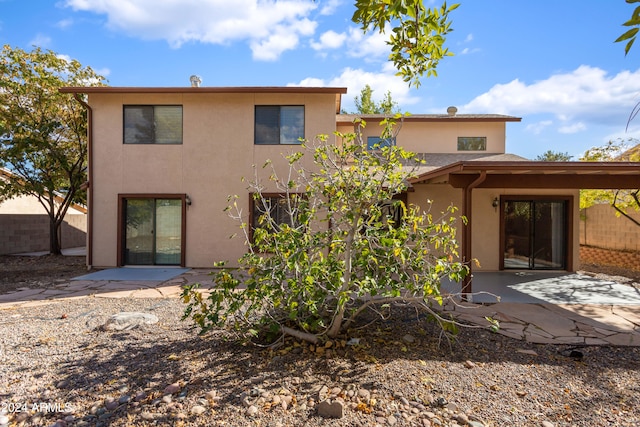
[492,197,499,209]
[185,194,192,206]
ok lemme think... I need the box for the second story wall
[337,115,515,155]
[87,89,342,267]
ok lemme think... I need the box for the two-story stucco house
[61,85,640,292]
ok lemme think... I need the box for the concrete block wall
[580,204,640,251]
[61,214,88,249]
[0,214,86,255]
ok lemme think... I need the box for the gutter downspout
[73,93,93,270]
[461,170,486,296]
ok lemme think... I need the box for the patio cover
[409,160,640,294]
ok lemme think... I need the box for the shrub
[182,119,468,343]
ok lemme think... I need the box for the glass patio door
[503,200,567,270]
[123,198,182,265]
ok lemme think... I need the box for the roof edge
[60,86,348,94]
[410,160,640,184]
[336,113,522,123]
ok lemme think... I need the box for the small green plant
[182,117,469,343]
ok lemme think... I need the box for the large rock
[101,312,159,331]
[317,399,344,419]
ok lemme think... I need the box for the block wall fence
[579,204,640,271]
[0,214,86,255]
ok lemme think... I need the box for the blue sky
[1,0,639,160]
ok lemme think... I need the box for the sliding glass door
[503,199,567,270]
[123,197,183,265]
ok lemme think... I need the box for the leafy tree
[0,45,106,254]
[182,119,469,343]
[353,84,399,114]
[580,139,640,226]
[379,90,398,115]
[535,150,573,161]
[352,1,459,88]
[616,0,640,55]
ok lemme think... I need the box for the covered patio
[411,160,640,295]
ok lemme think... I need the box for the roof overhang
[60,86,348,114]
[336,113,522,124]
[410,161,640,189]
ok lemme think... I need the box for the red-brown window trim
[117,194,187,267]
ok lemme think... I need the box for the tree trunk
[49,219,62,255]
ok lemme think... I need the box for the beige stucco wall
[337,120,507,153]
[89,91,338,268]
[0,193,85,215]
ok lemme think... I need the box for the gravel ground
[0,256,639,427]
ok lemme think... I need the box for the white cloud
[456,33,479,55]
[292,65,420,112]
[525,120,553,135]
[251,18,316,61]
[63,0,318,60]
[310,30,347,50]
[459,47,481,55]
[56,18,74,29]
[311,27,389,60]
[463,65,640,129]
[319,0,342,15]
[29,33,52,48]
[558,122,587,134]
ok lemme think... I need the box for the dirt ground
[0,254,88,293]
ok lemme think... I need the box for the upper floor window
[367,136,396,150]
[124,105,183,144]
[255,106,304,145]
[457,137,486,151]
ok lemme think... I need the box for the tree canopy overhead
[616,0,640,55]
[352,1,459,88]
[0,45,107,254]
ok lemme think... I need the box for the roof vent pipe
[190,75,202,87]
[447,106,457,116]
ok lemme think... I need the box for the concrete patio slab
[73,267,189,281]
[1,268,639,346]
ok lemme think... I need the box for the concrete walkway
[0,267,639,346]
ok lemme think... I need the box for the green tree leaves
[615,0,640,55]
[535,150,573,162]
[352,1,459,87]
[183,119,468,343]
[579,139,640,226]
[353,84,399,114]
[0,45,106,254]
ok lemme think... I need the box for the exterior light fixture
[492,197,499,210]
[185,194,192,206]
